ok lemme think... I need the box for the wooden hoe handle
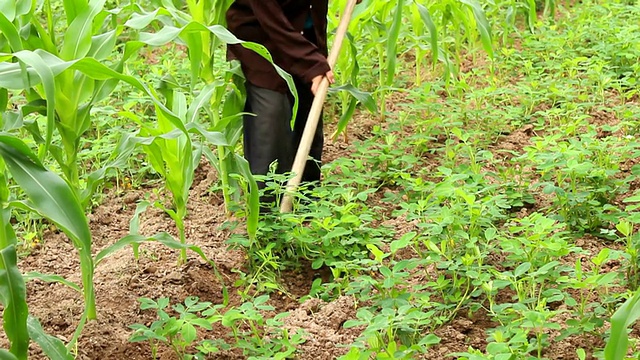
[280,0,359,213]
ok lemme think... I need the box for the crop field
[2,0,640,359]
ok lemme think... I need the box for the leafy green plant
[129,296,226,359]
[213,296,305,359]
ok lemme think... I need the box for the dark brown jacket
[226,0,330,93]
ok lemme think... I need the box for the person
[225,0,336,211]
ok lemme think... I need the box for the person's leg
[243,82,293,208]
[291,77,324,185]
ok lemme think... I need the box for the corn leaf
[0,89,7,113]
[23,272,82,293]
[329,84,376,139]
[125,20,298,125]
[331,97,357,141]
[0,169,14,248]
[414,2,438,66]
[0,350,18,360]
[0,134,91,248]
[0,245,29,360]
[234,154,259,240]
[0,1,17,22]
[88,30,118,60]
[9,51,56,160]
[385,0,404,87]
[60,0,107,60]
[605,290,640,360]
[0,12,24,52]
[94,232,211,266]
[26,315,74,360]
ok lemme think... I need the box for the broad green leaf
[27,315,74,360]
[605,290,640,360]
[10,51,56,160]
[0,245,29,360]
[366,244,386,263]
[0,1,17,22]
[0,350,19,360]
[514,262,531,277]
[391,231,416,254]
[182,323,197,344]
[88,30,117,60]
[61,0,106,59]
[0,12,24,52]
[0,135,91,247]
[63,0,86,25]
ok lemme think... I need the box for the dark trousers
[242,78,324,206]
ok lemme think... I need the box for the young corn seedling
[325,0,377,140]
[410,2,440,86]
[125,87,211,264]
[605,289,640,360]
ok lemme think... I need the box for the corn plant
[430,0,494,74]
[0,134,97,322]
[0,0,144,209]
[0,133,95,357]
[0,160,28,360]
[323,0,378,139]
[351,0,406,121]
[410,2,447,86]
[123,87,213,264]
[125,5,247,215]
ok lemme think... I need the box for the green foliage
[130,295,304,359]
[129,296,225,359]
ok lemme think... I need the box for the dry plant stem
[280,0,358,213]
